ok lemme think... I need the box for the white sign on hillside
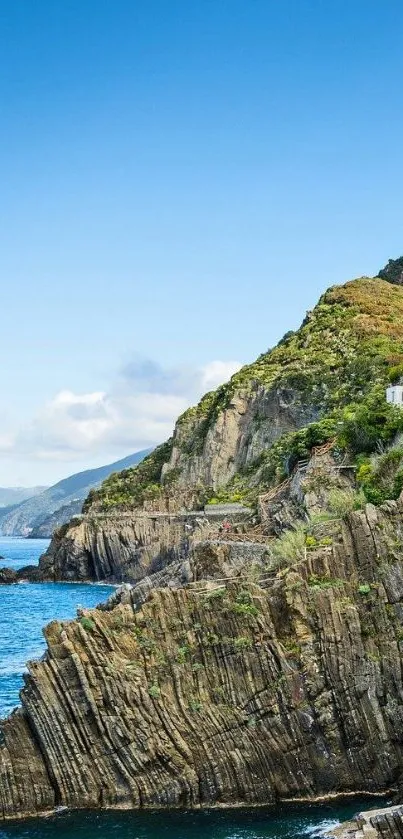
[386,385,403,405]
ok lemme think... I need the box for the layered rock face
[330,805,403,838]
[42,276,403,584]
[39,505,252,583]
[4,500,403,819]
[165,385,320,490]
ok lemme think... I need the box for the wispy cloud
[2,358,241,466]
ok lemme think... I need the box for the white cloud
[5,358,242,467]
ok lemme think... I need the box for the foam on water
[0,800,391,839]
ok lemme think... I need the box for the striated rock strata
[39,504,252,583]
[41,275,403,585]
[4,500,403,818]
[329,805,403,838]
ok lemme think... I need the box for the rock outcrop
[0,565,44,584]
[38,504,252,583]
[3,500,403,819]
[41,275,403,584]
[0,568,17,585]
[5,272,403,820]
[329,805,403,838]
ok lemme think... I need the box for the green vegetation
[176,643,192,664]
[269,523,307,567]
[206,489,245,505]
[356,445,403,505]
[230,590,259,617]
[84,439,174,510]
[269,516,336,568]
[308,574,344,590]
[327,488,366,517]
[188,698,203,712]
[148,682,161,699]
[337,385,403,456]
[177,278,403,459]
[85,276,403,512]
[80,616,95,632]
[233,636,253,650]
[203,587,226,603]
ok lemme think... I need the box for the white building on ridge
[386,384,403,405]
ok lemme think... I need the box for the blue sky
[1,0,403,484]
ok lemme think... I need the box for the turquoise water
[0,540,390,837]
[0,799,390,838]
[0,538,114,717]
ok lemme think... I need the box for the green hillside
[87,269,403,511]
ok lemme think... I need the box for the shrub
[327,488,366,517]
[233,636,253,650]
[308,574,344,590]
[357,445,403,505]
[338,386,403,456]
[231,590,259,617]
[269,524,307,567]
[358,584,371,595]
[148,683,160,699]
[80,616,95,632]
[188,698,202,712]
[85,438,174,510]
[203,587,226,602]
[176,644,192,664]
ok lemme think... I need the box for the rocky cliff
[3,497,403,819]
[37,274,403,584]
[5,268,403,820]
[330,804,403,838]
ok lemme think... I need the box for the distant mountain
[28,500,83,538]
[0,486,47,507]
[0,450,152,537]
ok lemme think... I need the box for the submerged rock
[0,568,17,585]
[0,565,46,585]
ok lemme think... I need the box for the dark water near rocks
[0,539,389,837]
[0,799,390,838]
[0,538,114,717]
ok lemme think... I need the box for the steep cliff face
[88,276,403,507]
[39,275,403,585]
[4,499,403,819]
[165,385,320,490]
[39,505,252,583]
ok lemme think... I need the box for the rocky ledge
[0,565,45,585]
[329,804,403,838]
[3,499,403,819]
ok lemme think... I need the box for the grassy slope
[88,277,403,510]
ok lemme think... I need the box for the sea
[0,538,389,838]
[0,537,114,718]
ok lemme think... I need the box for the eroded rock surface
[39,506,252,583]
[329,805,403,838]
[3,502,403,818]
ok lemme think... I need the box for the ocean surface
[0,539,389,837]
[0,537,114,717]
[0,799,390,839]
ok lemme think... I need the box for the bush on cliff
[86,276,403,512]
